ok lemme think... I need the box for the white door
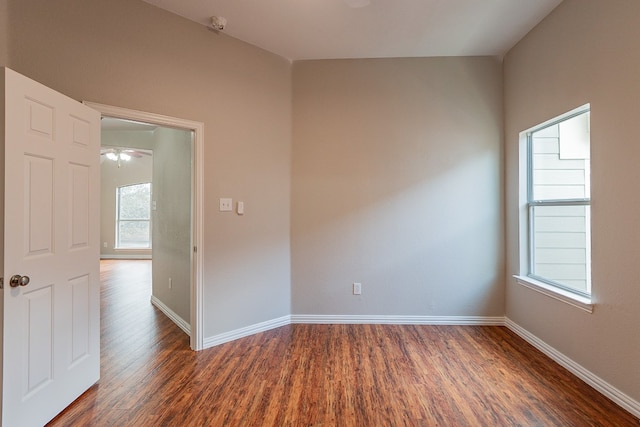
[1,68,100,426]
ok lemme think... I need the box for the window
[525,106,591,299]
[116,183,152,249]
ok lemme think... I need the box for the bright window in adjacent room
[526,105,591,298]
[116,182,152,249]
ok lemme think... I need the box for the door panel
[24,285,53,396]
[24,155,54,255]
[70,274,90,364]
[70,164,90,248]
[2,67,100,427]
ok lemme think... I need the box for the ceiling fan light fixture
[119,152,131,162]
[106,152,118,161]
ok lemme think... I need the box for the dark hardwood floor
[48,260,638,426]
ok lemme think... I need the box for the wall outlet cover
[353,282,362,295]
[219,198,233,212]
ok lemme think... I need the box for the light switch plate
[219,198,233,212]
[353,282,362,295]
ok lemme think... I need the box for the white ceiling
[142,0,562,61]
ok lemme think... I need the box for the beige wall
[504,0,640,402]
[151,127,192,323]
[100,130,154,258]
[292,58,504,316]
[2,0,292,337]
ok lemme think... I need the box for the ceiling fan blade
[101,147,153,160]
[122,149,152,156]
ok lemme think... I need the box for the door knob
[9,275,30,287]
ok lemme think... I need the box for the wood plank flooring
[48,260,638,426]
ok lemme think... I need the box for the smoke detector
[210,16,227,31]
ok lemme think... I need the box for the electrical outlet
[103,242,107,248]
[353,282,362,295]
[219,198,233,212]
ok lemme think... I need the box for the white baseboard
[505,317,640,418]
[290,314,505,325]
[203,315,291,349]
[150,295,191,335]
[101,254,152,260]
[202,315,502,349]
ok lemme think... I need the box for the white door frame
[84,102,204,351]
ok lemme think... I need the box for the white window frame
[115,182,152,249]
[515,104,593,312]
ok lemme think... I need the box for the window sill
[513,275,593,313]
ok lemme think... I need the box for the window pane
[531,111,590,201]
[116,183,151,249]
[118,221,150,248]
[119,183,151,220]
[531,205,590,294]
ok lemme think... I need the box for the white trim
[100,254,152,260]
[290,315,505,325]
[151,296,191,335]
[505,318,640,418]
[522,104,591,134]
[514,275,593,313]
[85,101,205,351]
[203,316,292,349]
[202,315,505,348]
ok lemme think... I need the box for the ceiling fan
[101,148,151,167]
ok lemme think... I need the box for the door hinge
[0,277,3,289]
[193,246,197,253]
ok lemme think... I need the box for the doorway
[87,102,204,351]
